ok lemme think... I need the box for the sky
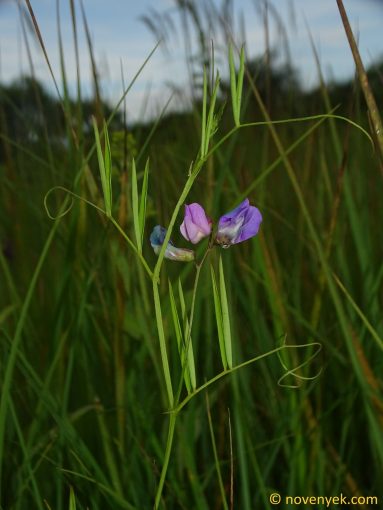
[0,0,382,121]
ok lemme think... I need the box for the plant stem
[155,244,213,506]
[152,281,174,408]
[336,0,383,165]
[154,412,177,509]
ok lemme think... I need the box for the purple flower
[180,203,212,244]
[150,225,194,262]
[215,199,262,247]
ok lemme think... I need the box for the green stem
[152,281,174,408]
[154,412,177,509]
[154,245,213,506]
[206,392,229,510]
[336,0,383,163]
[174,342,321,414]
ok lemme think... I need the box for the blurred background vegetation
[0,0,383,509]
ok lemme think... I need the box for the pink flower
[180,203,212,244]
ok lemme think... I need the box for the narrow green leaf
[333,273,383,351]
[96,407,123,496]
[169,280,191,393]
[103,120,112,215]
[201,67,208,157]
[210,264,227,370]
[205,393,229,510]
[92,117,110,216]
[228,44,239,126]
[131,158,141,252]
[236,45,245,126]
[178,279,197,391]
[139,158,149,246]
[219,256,232,368]
[204,72,220,155]
[152,281,174,407]
[69,487,76,510]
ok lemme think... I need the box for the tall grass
[1,1,383,509]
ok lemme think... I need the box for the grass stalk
[336,0,383,165]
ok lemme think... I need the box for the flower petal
[180,203,212,243]
[150,225,194,261]
[180,216,202,244]
[234,206,262,243]
[150,225,168,247]
[187,203,211,234]
[164,245,195,261]
[218,199,249,227]
[216,199,262,246]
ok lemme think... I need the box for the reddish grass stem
[336,0,383,166]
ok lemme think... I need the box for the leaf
[69,487,76,510]
[229,44,238,126]
[219,256,232,368]
[92,117,112,217]
[211,264,228,370]
[236,45,245,125]
[204,72,220,155]
[178,279,197,391]
[139,158,149,246]
[201,66,207,157]
[103,120,112,214]
[169,280,191,393]
[131,158,141,252]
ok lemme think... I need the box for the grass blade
[178,279,197,391]
[219,256,232,369]
[236,45,245,125]
[201,67,207,157]
[131,158,141,251]
[103,120,112,213]
[229,44,239,126]
[168,280,191,393]
[205,392,229,510]
[204,72,220,155]
[92,117,111,217]
[139,158,149,247]
[69,487,76,510]
[211,264,228,370]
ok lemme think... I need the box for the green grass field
[1,1,383,509]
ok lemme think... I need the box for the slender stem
[206,392,229,510]
[152,281,174,409]
[336,0,383,164]
[154,244,213,507]
[173,342,321,414]
[154,412,177,509]
[174,346,285,414]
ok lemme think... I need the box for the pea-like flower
[180,203,212,244]
[150,225,195,262]
[215,199,262,248]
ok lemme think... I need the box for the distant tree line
[0,57,382,162]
